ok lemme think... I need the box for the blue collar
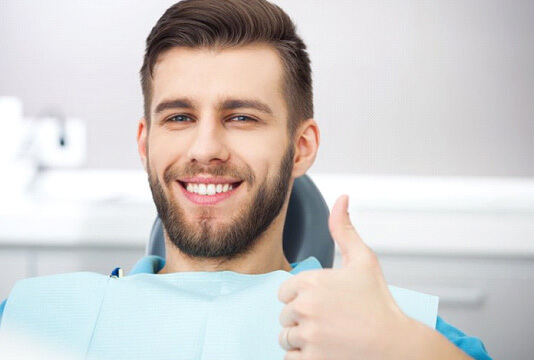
[128,255,322,276]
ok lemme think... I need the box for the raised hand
[277,195,472,360]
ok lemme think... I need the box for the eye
[167,114,193,123]
[228,115,256,122]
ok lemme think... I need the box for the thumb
[328,195,367,267]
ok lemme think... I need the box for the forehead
[151,44,287,116]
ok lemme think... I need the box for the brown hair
[140,0,313,135]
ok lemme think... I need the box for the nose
[186,117,230,165]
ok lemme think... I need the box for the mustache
[162,162,256,185]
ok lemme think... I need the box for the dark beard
[147,144,294,260]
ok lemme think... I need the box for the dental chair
[146,175,335,268]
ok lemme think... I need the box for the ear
[137,117,148,172]
[291,119,320,178]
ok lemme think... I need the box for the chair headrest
[147,175,335,268]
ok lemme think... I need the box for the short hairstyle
[140,0,313,135]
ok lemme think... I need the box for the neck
[158,213,292,274]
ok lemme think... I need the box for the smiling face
[138,44,298,260]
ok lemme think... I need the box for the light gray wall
[1,0,533,176]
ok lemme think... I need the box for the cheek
[147,134,183,173]
[234,137,288,179]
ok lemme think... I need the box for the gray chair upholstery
[146,174,335,268]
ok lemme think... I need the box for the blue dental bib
[0,259,438,359]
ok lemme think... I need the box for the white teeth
[185,182,237,195]
[207,184,216,195]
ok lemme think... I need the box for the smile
[177,178,243,205]
[184,182,235,195]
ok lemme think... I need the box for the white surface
[310,173,534,256]
[0,170,156,246]
[311,174,534,212]
[312,174,534,256]
[1,170,533,256]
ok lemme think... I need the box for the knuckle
[359,250,380,270]
[301,324,321,344]
[293,297,314,318]
[287,303,300,322]
[297,273,319,292]
[342,221,355,232]
[291,328,304,345]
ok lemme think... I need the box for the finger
[278,275,299,304]
[279,326,294,351]
[284,349,301,360]
[278,270,314,303]
[279,302,300,327]
[279,325,304,351]
[328,195,370,266]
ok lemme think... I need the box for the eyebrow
[154,97,274,116]
[219,99,273,116]
[155,98,194,115]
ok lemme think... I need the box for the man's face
[141,45,295,259]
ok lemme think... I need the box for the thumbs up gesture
[277,195,471,360]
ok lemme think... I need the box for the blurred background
[0,1,533,359]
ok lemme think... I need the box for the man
[0,0,491,359]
